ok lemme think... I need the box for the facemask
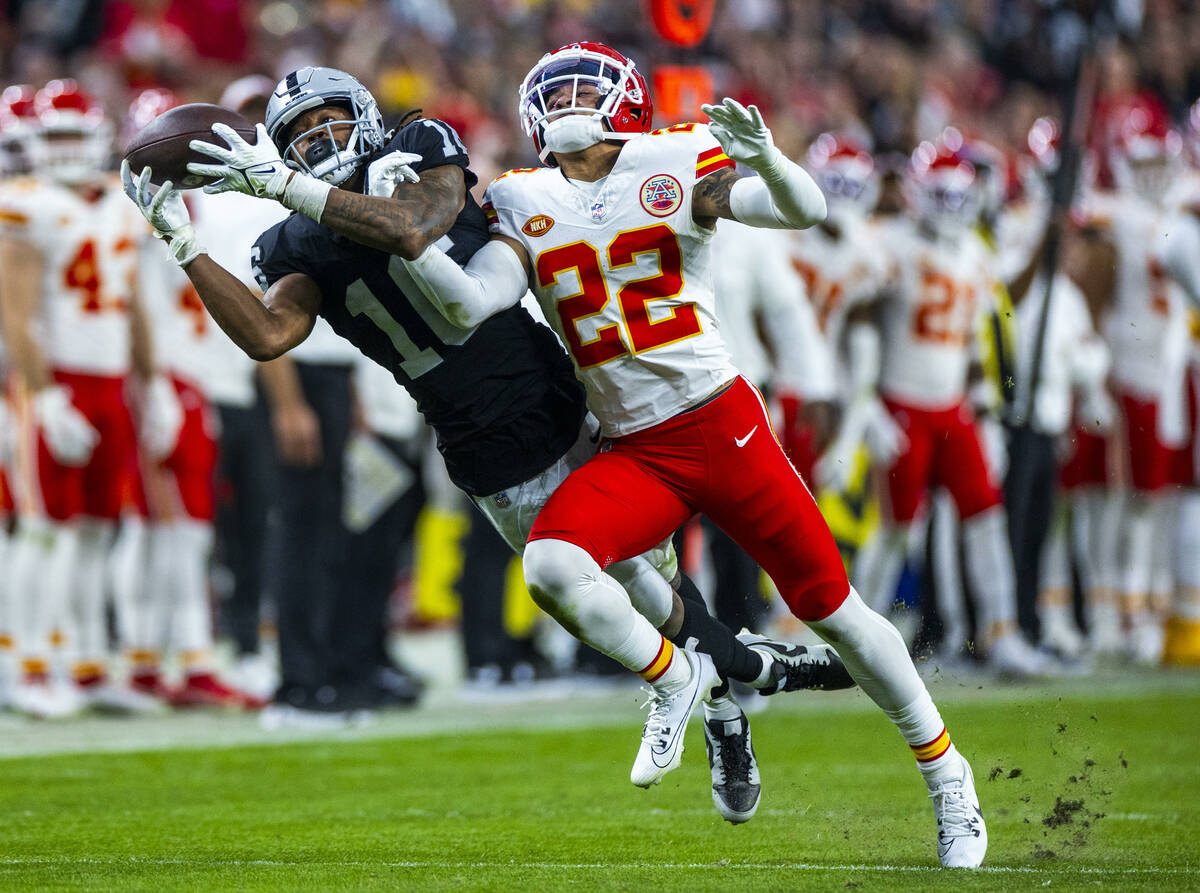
[542,115,606,155]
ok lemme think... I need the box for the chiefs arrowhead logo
[522,214,555,236]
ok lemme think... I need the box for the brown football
[123,103,258,189]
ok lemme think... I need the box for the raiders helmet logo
[640,174,683,217]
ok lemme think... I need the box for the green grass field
[1,670,1197,891]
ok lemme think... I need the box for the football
[122,102,257,189]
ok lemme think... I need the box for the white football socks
[807,587,960,787]
[523,538,689,689]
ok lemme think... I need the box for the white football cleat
[930,754,987,868]
[80,681,167,714]
[1039,613,1086,660]
[989,632,1064,678]
[1129,618,1165,666]
[630,649,718,788]
[11,677,85,719]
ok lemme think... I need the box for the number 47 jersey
[483,123,740,437]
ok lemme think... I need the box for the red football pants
[528,377,849,621]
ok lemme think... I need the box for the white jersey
[876,218,998,409]
[189,191,291,407]
[787,213,888,350]
[0,175,142,376]
[483,123,739,437]
[711,219,834,399]
[1083,190,1188,401]
[1014,273,1104,436]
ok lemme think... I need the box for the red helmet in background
[518,42,653,164]
[29,79,112,184]
[806,132,879,218]
[952,129,1009,224]
[0,84,39,175]
[905,137,978,237]
[1109,102,1180,204]
[121,87,180,148]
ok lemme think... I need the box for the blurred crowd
[0,0,1199,726]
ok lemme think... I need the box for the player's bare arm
[184,106,464,260]
[316,163,465,259]
[0,234,51,390]
[187,259,319,360]
[690,167,741,228]
[121,161,319,361]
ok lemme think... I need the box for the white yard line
[0,856,1193,874]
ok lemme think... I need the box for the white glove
[187,122,332,221]
[814,395,907,492]
[140,375,184,461]
[860,395,908,465]
[1078,386,1117,433]
[121,160,204,267]
[367,150,422,197]
[33,386,99,467]
[700,97,784,176]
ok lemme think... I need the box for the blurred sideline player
[123,67,850,823]
[0,83,38,706]
[123,88,265,709]
[0,80,168,716]
[845,138,1051,676]
[1001,119,1116,659]
[395,42,987,866]
[1076,106,1192,663]
[1158,106,1200,664]
[199,76,288,693]
[796,133,890,493]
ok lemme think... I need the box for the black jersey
[253,118,585,496]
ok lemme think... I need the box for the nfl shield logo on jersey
[640,174,683,217]
[590,201,606,220]
[493,491,511,508]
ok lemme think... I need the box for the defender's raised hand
[701,97,781,174]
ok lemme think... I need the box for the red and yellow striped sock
[912,726,952,764]
[71,661,106,687]
[637,636,675,684]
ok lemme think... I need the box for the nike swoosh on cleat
[734,426,758,448]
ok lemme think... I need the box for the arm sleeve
[402,239,528,329]
[729,159,827,230]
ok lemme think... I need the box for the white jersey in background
[788,213,888,352]
[1083,190,1189,405]
[1014,272,1107,436]
[483,123,738,437]
[876,219,998,409]
[189,191,290,406]
[711,219,834,400]
[0,175,142,376]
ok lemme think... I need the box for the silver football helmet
[264,67,385,186]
